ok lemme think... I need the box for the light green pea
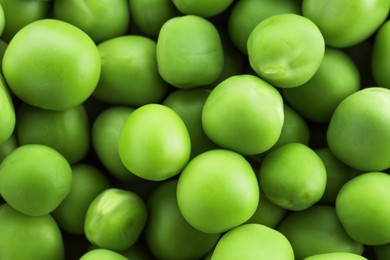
[93,35,167,106]
[0,73,15,144]
[0,203,64,260]
[372,20,390,89]
[80,249,128,260]
[156,15,224,88]
[304,252,368,260]
[171,0,234,17]
[247,13,325,88]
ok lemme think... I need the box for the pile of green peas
[0,0,390,259]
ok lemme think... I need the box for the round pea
[0,74,15,144]
[3,19,101,110]
[16,103,90,164]
[145,180,220,259]
[327,87,390,171]
[92,106,140,182]
[304,252,368,260]
[211,223,294,260]
[80,249,128,260]
[0,144,72,216]
[0,204,64,260]
[202,74,284,155]
[247,13,325,88]
[177,149,259,234]
[282,47,360,123]
[336,172,390,245]
[171,0,234,17]
[0,3,4,36]
[52,164,110,234]
[93,35,167,106]
[118,104,191,181]
[228,0,301,54]
[163,88,218,158]
[54,0,130,43]
[156,15,224,88]
[277,205,364,259]
[302,0,390,48]
[372,20,390,89]
[0,133,17,163]
[84,188,147,251]
[259,143,327,211]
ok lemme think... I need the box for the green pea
[145,179,220,259]
[3,19,101,110]
[80,249,128,260]
[211,223,294,260]
[177,149,259,234]
[278,205,364,259]
[372,20,390,89]
[336,172,390,245]
[16,103,90,164]
[54,0,130,43]
[129,0,179,39]
[259,143,327,211]
[228,0,301,54]
[202,74,284,155]
[93,35,167,106]
[156,15,224,88]
[0,204,64,260]
[0,133,17,163]
[282,47,360,123]
[247,13,325,88]
[92,106,140,182]
[302,0,390,48]
[315,147,360,205]
[52,163,110,234]
[0,3,4,36]
[327,87,390,171]
[163,88,218,158]
[118,104,191,181]
[0,144,72,216]
[84,188,147,251]
[171,0,234,17]
[304,252,368,260]
[0,73,15,144]
[0,0,51,42]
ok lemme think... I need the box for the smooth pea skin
[372,20,390,89]
[211,224,294,260]
[54,0,130,43]
[202,74,284,155]
[0,134,17,163]
[3,19,101,110]
[16,103,90,164]
[0,3,4,36]
[80,249,128,260]
[118,104,191,181]
[327,87,390,171]
[163,88,218,158]
[177,149,259,234]
[130,0,179,38]
[228,0,301,54]
[277,205,364,259]
[0,204,64,260]
[156,15,224,88]
[93,35,167,106]
[282,47,360,123]
[85,188,147,251]
[92,106,140,182]
[52,164,110,234]
[302,0,390,48]
[336,172,390,245]
[0,74,15,144]
[259,143,327,211]
[0,144,72,216]
[0,0,51,42]
[172,0,234,17]
[247,13,325,88]
[304,252,368,260]
[145,180,220,260]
